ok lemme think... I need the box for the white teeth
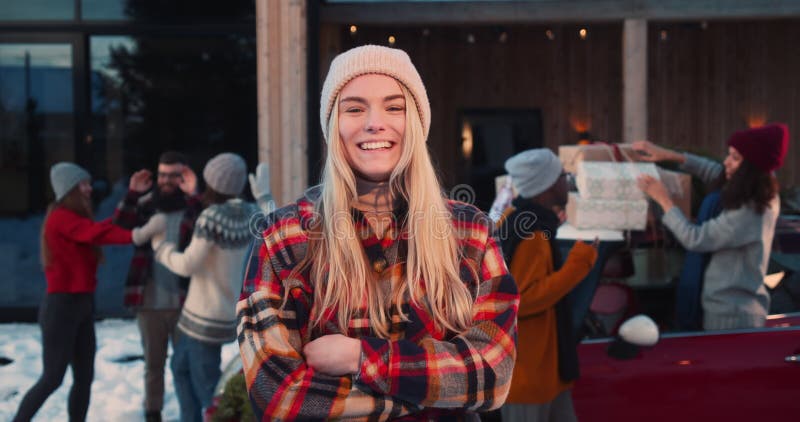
[359,141,392,150]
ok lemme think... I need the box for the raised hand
[631,140,682,163]
[129,169,153,193]
[179,166,197,195]
[249,162,272,200]
[637,174,674,210]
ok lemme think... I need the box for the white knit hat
[50,162,90,202]
[319,44,431,142]
[505,149,563,199]
[203,153,247,196]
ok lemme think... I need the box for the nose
[364,110,386,133]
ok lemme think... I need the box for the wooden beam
[256,0,308,206]
[623,19,647,143]
[321,0,800,24]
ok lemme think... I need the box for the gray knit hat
[203,153,247,196]
[320,44,431,142]
[50,162,90,202]
[505,149,563,199]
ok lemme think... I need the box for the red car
[206,312,800,421]
[573,312,800,421]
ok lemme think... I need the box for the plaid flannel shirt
[112,189,202,308]
[237,193,519,421]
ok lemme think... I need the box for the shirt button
[372,257,387,273]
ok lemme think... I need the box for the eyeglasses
[157,172,183,180]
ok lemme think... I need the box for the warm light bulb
[579,28,588,40]
[349,25,357,34]
[461,121,474,160]
[388,35,396,45]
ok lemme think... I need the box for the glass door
[0,34,82,214]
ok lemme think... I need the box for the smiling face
[157,162,184,194]
[723,146,744,180]
[337,74,406,183]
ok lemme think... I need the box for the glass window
[90,34,257,186]
[81,0,255,21]
[0,41,74,317]
[0,43,74,213]
[81,0,125,20]
[0,0,74,21]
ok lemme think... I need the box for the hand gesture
[631,140,676,163]
[249,162,272,200]
[303,334,361,376]
[179,166,197,195]
[129,169,153,193]
[637,174,673,209]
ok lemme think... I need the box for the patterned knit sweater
[154,198,259,343]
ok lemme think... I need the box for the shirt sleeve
[662,205,763,252]
[680,153,724,185]
[354,235,519,411]
[237,224,417,421]
[152,236,212,277]
[112,189,146,229]
[57,213,132,245]
[513,240,597,317]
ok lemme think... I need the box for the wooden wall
[319,19,800,195]
[648,20,800,188]
[321,24,624,188]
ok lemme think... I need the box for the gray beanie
[203,153,247,196]
[504,149,563,199]
[50,162,90,202]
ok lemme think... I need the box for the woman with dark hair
[633,123,789,330]
[14,163,162,422]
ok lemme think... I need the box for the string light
[349,25,357,35]
[545,29,555,40]
[579,28,588,40]
[660,29,668,41]
[388,35,396,45]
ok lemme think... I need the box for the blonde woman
[237,45,519,420]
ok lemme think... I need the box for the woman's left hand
[303,334,361,376]
[637,174,674,210]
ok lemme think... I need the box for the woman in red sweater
[14,162,158,422]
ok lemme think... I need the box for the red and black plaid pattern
[112,190,202,307]
[237,193,519,420]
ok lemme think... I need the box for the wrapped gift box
[559,143,641,173]
[566,192,649,230]
[575,162,659,200]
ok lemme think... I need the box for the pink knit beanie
[319,44,431,142]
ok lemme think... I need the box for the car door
[573,315,800,421]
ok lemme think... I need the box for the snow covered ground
[0,319,239,421]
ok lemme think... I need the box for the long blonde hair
[306,84,475,338]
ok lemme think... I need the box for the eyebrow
[339,94,405,104]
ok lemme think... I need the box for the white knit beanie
[505,149,563,199]
[319,44,431,142]
[203,153,247,196]
[50,162,90,202]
